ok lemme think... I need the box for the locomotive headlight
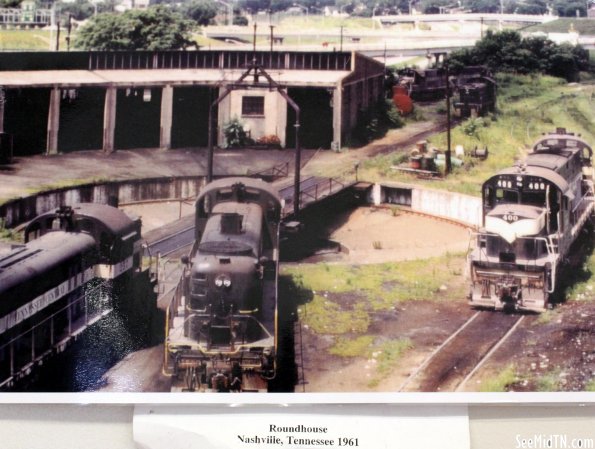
[215,274,231,289]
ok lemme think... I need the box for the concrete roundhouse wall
[1,176,207,228]
[2,177,484,230]
[380,183,483,228]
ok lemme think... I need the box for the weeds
[329,336,375,357]
[0,218,21,243]
[536,370,561,392]
[358,76,595,196]
[283,253,467,313]
[300,294,370,334]
[480,364,518,392]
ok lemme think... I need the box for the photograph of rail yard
[0,0,594,395]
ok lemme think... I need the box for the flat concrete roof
[0,68,350,89]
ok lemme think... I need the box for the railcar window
[521,191,546,207]
[496,188,519,204]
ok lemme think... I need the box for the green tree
[182,0,218,26]
[58,0,95,21]
[552,0,586,16]
[512,0,547,14]
[74,6,196,50]
[448,30,591,81]
[463,0,500,13]
[418,0,451,13]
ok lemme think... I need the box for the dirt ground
[328,207,470,264]
[294,210,595,394]
[293,209,475,392]
[461,301,595,393]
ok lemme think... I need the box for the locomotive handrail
[247,161,289,182]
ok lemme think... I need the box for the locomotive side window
[522,191,546,207]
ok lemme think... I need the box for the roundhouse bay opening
[3,88,50,155]
[286,87,333,150]
[58,87,104,152]
[115,87,162,150]
[171,86,213,149]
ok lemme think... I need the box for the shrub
[351,100,404,146]
[233,16,248,26]
[222,117,249,148]
[256,134,281,148]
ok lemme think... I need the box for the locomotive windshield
[487,183,548,208]
[198,240,254,256]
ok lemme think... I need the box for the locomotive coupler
[497,283,521,311]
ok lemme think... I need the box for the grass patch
[284,252,466,312]
[373,338,413,378]
[479,364,518,392]
[301,294,370,334]
[536,370,561,392]
[367,338,413,387]
[566,249,595,303]
[533,309,558,325]
[524,18,595,35]
[586,378,595,392]
[329,335,375,357]
[0,218,22,243]
[0,30,63,50]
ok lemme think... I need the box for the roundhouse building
[0,50,384,155]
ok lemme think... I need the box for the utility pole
[66,14,72,51]
[445,59,452,175]
[55,19,60,51]
[339,25,344,51]
[269,25,275,53]
[252,23,257,53]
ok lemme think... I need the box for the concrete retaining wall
[380,183,482,228]
[1,176,206,228]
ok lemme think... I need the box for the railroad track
[148,225,194,257]
[398,310,526,392]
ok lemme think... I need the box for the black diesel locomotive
[468,129,594,312]
[0,203,142,389]
[165,178,282,392]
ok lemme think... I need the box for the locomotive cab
[166,178,282,392]
[469,129,593,312]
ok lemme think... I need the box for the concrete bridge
[376,12,558,26]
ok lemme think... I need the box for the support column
[332,85,342,150]
[160,84,173,150]
[46,87,60,155]
[103,86,117,153]
[0,88,5,134]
